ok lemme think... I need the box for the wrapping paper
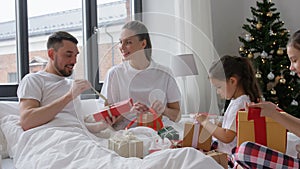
[93,98,133,121]
[108,131,143,158]
[126,108,163,131]
[158,126,179,140]
[205,150,228,169]
[237,110,287,153]
[182,122,212,151]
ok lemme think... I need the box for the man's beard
[54,60,73,77]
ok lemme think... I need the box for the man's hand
[68,79,91,99]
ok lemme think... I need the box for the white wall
[211,0,300,57]
[142,0,220,114]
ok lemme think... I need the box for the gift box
[158,126,179,140]
[108,131,143,158]
[182,122,212,151]
[205,150,228,169]
[137,112,163,131]
[170,140,183,148]
[93,98,133,122]
[237,109,287,153]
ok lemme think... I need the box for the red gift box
[126,108,164,131]
[93,98,133,121]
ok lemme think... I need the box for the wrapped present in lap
[182,122,212,151]
[236,108,287,153]
[205,150,228,169]
[126,108,163,131]
[92,98,133,122]
[158,126,179,140]
[108,131,143,158]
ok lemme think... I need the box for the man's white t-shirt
[101,61,181,129]
[17,71,82,127]
[217,94,250,154]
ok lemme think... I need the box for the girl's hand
[194,113,208,125]
[151,100,165,114]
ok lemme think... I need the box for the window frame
[0,0,142,99]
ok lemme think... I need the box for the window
[0,0,17,84]
[96,0,132,82]
[0,0,139,97]
[7,72,17,83]
[27,0,83,78]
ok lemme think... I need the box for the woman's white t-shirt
[100,61,181,130]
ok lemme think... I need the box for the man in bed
[17,31,92,131]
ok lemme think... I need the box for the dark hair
[209,55,262,102]
[288,30,300,51]
[47,31,78,50]
[122,20,152,61]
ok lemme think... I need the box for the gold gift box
[182,122,212,151]
[205,150,228,169]
[237,110,287,153]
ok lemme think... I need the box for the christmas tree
[238,0,300,118]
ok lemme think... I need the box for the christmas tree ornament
[279,77,286,84]
[277,48,284,55]
[239,46,244,52]
[256,22,262,29]
[290,71,296,76]
[255,71,262,78]
[270,88,276,95]
[266,11,273,17]
[245,34,251,42]
[260,51,268,58]
[273,41,276,45]
[291,100,299,106]
[267,72,275,80]
[247,52,254,59]
[269,30,274,36]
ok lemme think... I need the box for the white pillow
[0,101,20,118]
[0,115,22,159]
[0,101,20,159]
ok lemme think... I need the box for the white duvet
[0,115,223,169]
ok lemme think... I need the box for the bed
[0,99,225,169]
[1,99,299,169]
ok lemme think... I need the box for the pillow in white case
[0,101,20,159]
[0,115,23,158]
[0,101,20,118]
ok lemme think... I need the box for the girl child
[235,30,300,169]
[195,55,262,156]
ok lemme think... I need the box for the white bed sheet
[0,100,223,169]
[2,158,15,169]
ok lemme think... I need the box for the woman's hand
[247,101,279,118]
[151,100,165,114]
[131,102,149,114]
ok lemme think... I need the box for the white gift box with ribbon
[108,131,143,158]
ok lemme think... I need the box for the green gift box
[158,126,179,140]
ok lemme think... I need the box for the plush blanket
[0,101,223,169]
